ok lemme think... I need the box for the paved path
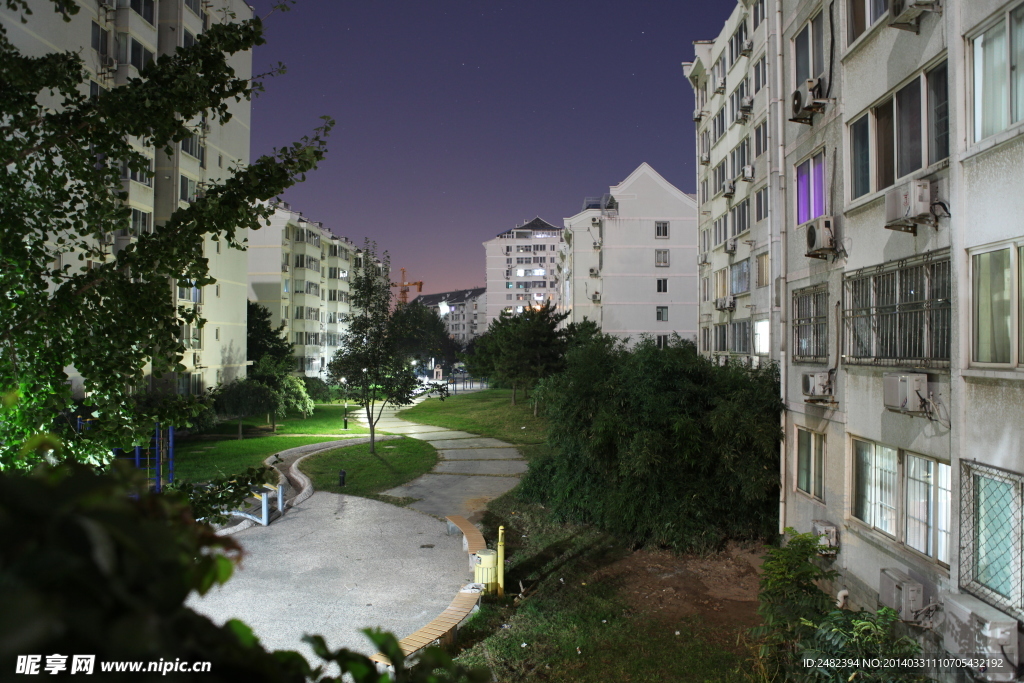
[355,396,526,523]
[188,393,527,665]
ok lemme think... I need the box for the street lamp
[341,377,348,430]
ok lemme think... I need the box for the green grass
[174,436,345,482]
[398,389,552,461]
[298,437,438,505]
[205,404,369,436]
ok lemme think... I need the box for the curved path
[188,395,526,665]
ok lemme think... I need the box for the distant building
[247,203,359,378]
[482,218,563,326]
[413,287,487,345]
[560,163,698,345]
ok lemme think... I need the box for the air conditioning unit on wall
[942,592,1020,682]
[889,0,940,32]
[790,77,827,124]
[811,520,838,555]
[885,180,934,233]
[802,372,832,400]
[805,216,836,258]
[878,568,922,620]
[883,373,927,413]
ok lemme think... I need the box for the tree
[326,242,444,453]
[392,301,459,369]
[214,379,279,440]
[247,300,293,364]
[0,1,333,470]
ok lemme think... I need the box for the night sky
[247,1,733,295]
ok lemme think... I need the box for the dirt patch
[592,542,767,635]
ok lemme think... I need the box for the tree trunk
[511,383,517,406]
[238,418,243,440]
[533,398,538,417]
[367,404,375,454]
[271,412,277,433]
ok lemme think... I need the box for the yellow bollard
[497,525,505,597]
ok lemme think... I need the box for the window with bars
[843,252,950,366]
[793,286,829,361]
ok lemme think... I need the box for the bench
[369,589,481,669]
[445,515,486,570]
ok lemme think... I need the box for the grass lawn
[206,404,369,436]
[298,437,438,505]
[174,436,344,482]
[398,389,551,461]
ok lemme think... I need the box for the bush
[520,336,783,551]
[301,376,332,403]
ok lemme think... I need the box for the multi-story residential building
[248,203,357,378]
[684,0,783,365]
[559,163,699,345]
[689,1,1024,676]
[482,218,563,326]
[1,0,255,397]
[413,287,487,345]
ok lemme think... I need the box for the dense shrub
[520,336,783,551]
[302,376,333,403]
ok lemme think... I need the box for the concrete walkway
[355,396,527,523]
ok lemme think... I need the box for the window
[844,252,951,365]
[91,21,109,56]
[793,285,828,360]
[847,0,888,44]
[712,108,726,140]
[730,320,750,353]
[972,246,1013,364]
[183,29,195,49]
[729,80,749,124]
[121,157,153,186]
[756,252,770,288]
[753,55,767,93]
[796,428,825,500]
[714,268,728,299]
[181,133,206,167]
[655,221,669,238]
[730,139,749,178]
[117,34,153,71]
[713,162,727,195]
[89,81,107,100]
[755,186,769,221]
[753,0,766,28]
[714,324,728,351]
[853,439,951,565]
[754,319,770,354]
[969,9,1024,142]
[179,175,197,203]
[959,461,1024,614]
[730,199,749,236]
[177,280,201,303]
[850,115,871,199]
[701,327,711,352]
[796,150,826,225]
[184,0,207,23]
[927,61,949,164]
[120,207,151,236]
[655,249,669,267]
[656,335,669,349]
[700,179,708,204]
[656,306,668,322]
[794,12,825,84]
[729,22,748,65]
[701,276,710,302]
[656,278,668,293]
[754,119,768,157]
[179,324,202,349]
[120,0,154,24]
[730,259,750,295]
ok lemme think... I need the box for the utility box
[883,373,927,413]
[473,550,498,594]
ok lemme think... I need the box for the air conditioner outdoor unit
[588,267,600,277]
[101,55,117,69]
[714,296,735,312]
[699,152,710,165]
[811,520,838,555]
[942,592,1019,682]
[281,264,289,272]
[99,0,114,7]
[715,77,726,94]
[885,180,933,233]
[697,253,710,266]
[192,352,202,367]
[194,304,203,316]
[741,165,755,182]
[723,181,736,198]
[590,291,601,302]
[724,238,737,254]
[883,373,927,413]
[805,216,836,258]
[591,217,602,227]
[740,95,754,113]
[889,0,939,31]
[879,568,923,620]
[100,232,115,245]
[692,109,705,122]
[741,39,753,56]
[790,77,827,124]
[592,240,602,250]
[735,109,749,124]
[802,371,832,399]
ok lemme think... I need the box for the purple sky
[247,1,732,295]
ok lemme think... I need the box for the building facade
[559,163,699,345]
[1,0,255,397]
[413,287,487,345]
[482,218,563,326]
[248,203,358,378]
[688,1,1024,676]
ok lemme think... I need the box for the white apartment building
[482,218,563,326]
[684,0,783,365]
[559,163,698,345]
[413,287,487,345]
[1,0,255,397]
[248,203,358,378]
[688,1,1024,676]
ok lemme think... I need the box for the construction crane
[391,268,423,305]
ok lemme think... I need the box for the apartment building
[687,1,1024,676]
[684,0,782,364]
[248,203,358,378]
[413,287,487,345]
[559,163,699,344]
[482,218,563,326]
[1,0,255,397]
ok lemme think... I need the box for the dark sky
[247,1,732,295]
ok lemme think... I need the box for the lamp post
[341,377,348,430]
